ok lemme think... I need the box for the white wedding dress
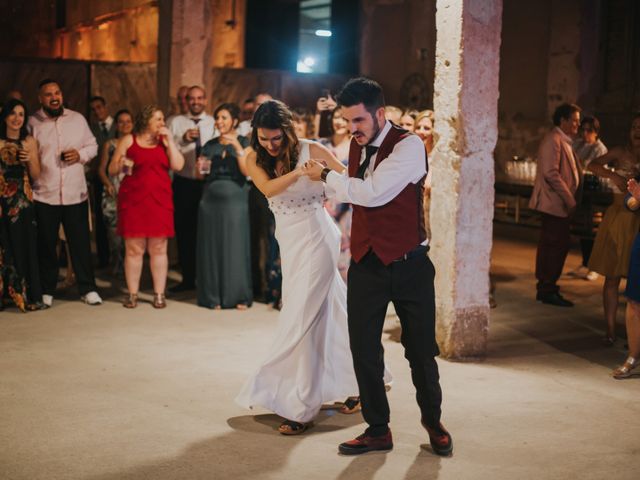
[235,140,360,423]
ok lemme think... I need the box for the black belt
[392,244,429,262]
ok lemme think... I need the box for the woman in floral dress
[0,99,43,311]
[98,109,133,277]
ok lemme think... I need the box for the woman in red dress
[109,105,184,308]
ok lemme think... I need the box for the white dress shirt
[169,113,217,179]
[325,120,427,207]
[29,108,98,205]
[100,116,113,132]
[237,120,252,137]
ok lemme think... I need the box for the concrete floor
[1,234,639,480]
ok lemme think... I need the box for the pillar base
[437,306,489,359]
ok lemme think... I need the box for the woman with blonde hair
[109,105,184,308]
[415,110,436,155]
[399,109,418,132]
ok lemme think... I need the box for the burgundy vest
[348,125,427,265]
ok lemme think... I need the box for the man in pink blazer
[529,103,581,307]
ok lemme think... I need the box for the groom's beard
[366,121,382,146]
[44,105,64,118]
[353,121,382,146]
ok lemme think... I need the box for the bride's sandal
[339,396,362,414]
[278,419,312,435]
[612,357,639,379]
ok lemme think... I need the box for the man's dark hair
[38,78,59,89]
[552,103,581,126]
[89,96,106,105]
[336,77,385,116]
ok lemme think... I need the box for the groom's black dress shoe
[422,420,453,456]
[338,430,393,455]
[536,292,574,307]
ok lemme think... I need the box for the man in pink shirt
[28,79,102,306]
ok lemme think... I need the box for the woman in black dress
[0,99,44,311]
[196,103,252,309]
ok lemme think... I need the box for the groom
[304,77,452,456]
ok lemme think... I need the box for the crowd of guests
[1,78,637,379]
[530,102,640,378]
[0,80,437,315]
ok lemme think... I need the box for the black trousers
[2,204,42,304]
[173,175,204,286]
[35,200,97,296]
[347,249,442,436]
[90,179,110,267]
[535,213,571,294]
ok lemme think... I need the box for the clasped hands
[301,159,328,181]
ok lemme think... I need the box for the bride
[235,100,362,434]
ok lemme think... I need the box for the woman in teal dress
[196,103,252,309]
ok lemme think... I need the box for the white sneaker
[585,271,599,281]
[567,265,589,279]
[81,291,103,305]
[42,294,53,307]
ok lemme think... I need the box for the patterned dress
[102,139,124,275]
[0,139,42,311]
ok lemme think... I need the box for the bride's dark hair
[251,100,299,179]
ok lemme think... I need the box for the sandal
[339,396,362,414]
[612,357,638,379]
[278,419,312,435]
[236,303,248,310]
[123,293,138,309]
[152,293,166,309]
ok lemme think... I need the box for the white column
[431,0,503,358]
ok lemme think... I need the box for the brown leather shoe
[152,293,166,309]
[422,420,453,456]
[338,430,393,455]
[123,293,138,309]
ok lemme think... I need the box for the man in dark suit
[89,96,116,268]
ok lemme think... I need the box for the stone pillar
[431,0,502,359]
[546,0,581,117]
[157,0,213,112]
